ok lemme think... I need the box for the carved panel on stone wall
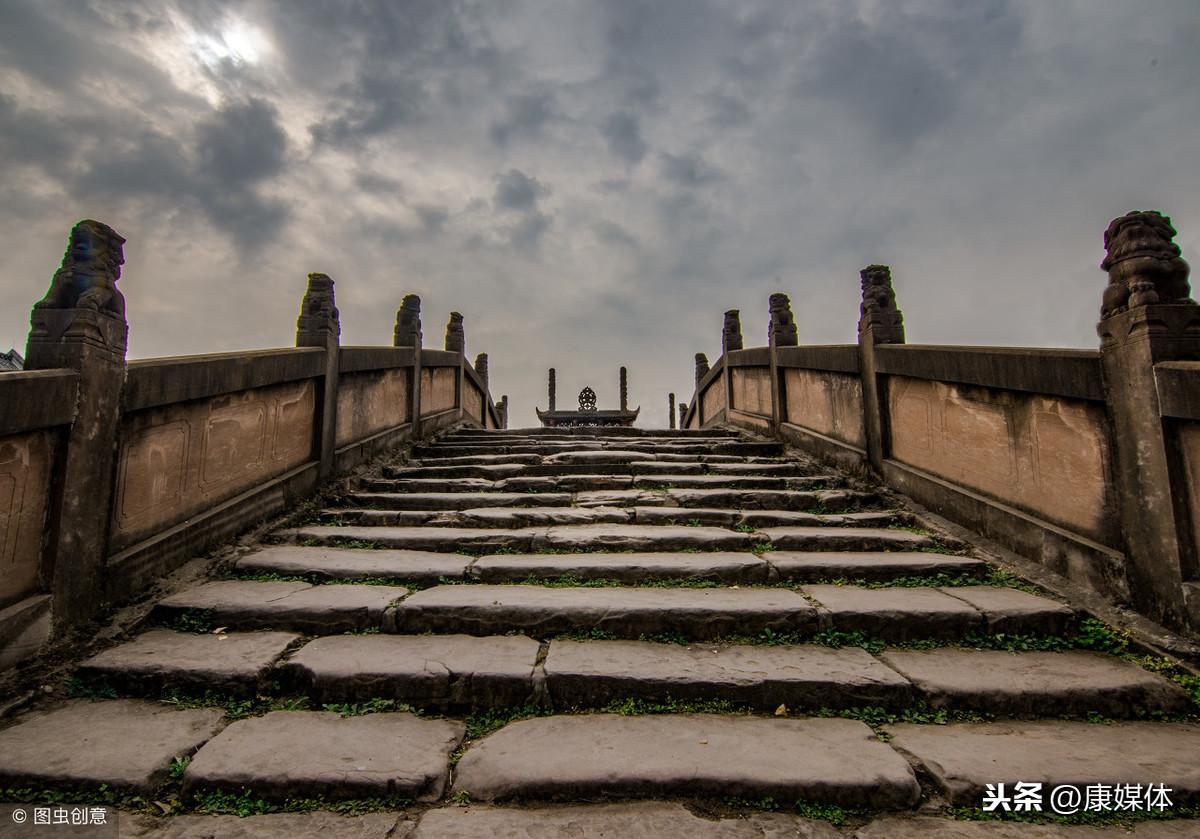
[0,431,54,608]
[783,368,866,448]
[701,375,726,425]
[421,367,458,416]
[117,421,188,528]
[200,401,267,492]
[335,369,409,449]
[731,368,772,417]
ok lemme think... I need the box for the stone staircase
[1,427,1198,837]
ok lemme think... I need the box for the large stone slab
[416,452,542,465]
[545,639,913,710]
[182,710,464,801]
[388,463,528,479]
[738,511,899,528]
[429,506,633,528]
[633,474,790,489]
[767,551,986,582]
[504,474,634,492]
[410,803,840,839]
[885,720,1200,806]
[350,491,573,510]
[631,506,738,526]
[761,527,936,551]
[0,700,224,792]
[878,649,1190,716]
[283,525,537,552]
[854,817,1200,838]
[153,581,409,634]
[280,634,539,707]
[939,586,1075,635]
[395,585,816,639]
[543,449,665,464]
[235,545,471,585]
[453,714,919,807]
[530,523,755,552]
[574,489,671,507]
[802,585,982,640]
[471,552,769,584]
[77,629,298,695]
[665,488,876,510]
[125,812,405,839]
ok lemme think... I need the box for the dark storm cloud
[601,111,648,164]
[659,152,721,188]
[493,170,549,213]
[489,91,558,146]
[197,98,287,184]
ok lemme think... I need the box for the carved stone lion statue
[859,264,897,317]
[1101,211,1193,319]
[35,220,126,317]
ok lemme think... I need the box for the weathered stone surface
[182,711,464,801]
[125,811,405,839]
[0,700,223,792]
[543,449,663,464]
[574,489,670,507]
[879,649,1190,716]
[505,474,632,492]
[154,581,408,633]
[939,586,1076,635]
[431,506,633,528]
[633,474,790,489]
[395,585,816,638]
[387,463,527,479]
[854,816,1200,838]
[351,491,573,510]
[738,510,898,528]
[664,488,875,510]
[545,639,912,710]
[410,803,840,838]
[531,524,755,552]
[471,552,769,583]
[632,506,738,526]
[235,545,471,585]
[453,714,919,806]
[803,585,982,640]
[885,720,1200,806]
[78,629,298,695]
[279,634,539,707]
[761,527,935,551]
[283,525,536,552]
[417,453,542,465]
[766,551,986,582]
[326,509,439,526]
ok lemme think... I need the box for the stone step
[413,442,785,457]
[802,584,1076,641]
[322,506,900,531]
[279,634,540,707]
[0,700,225,793]
[181,710,464,802]
[648,487,878,510]
[152,580,410,634]
[235,545,472,584]
[394,584,816,639]
[765,551,987,582]
[470,551,770,584]
[884,720,1200,807]
[415,452,783,466]
[545,638,913,711]
[283,523,760,552]
[363,474,842,493]
[348,487,876,512]
[350,491,575,510]
[452,714,920,807]
[386,461,812,479]
[761,526,939,552]
[445,427,740,438]
[879,649,1192,717]
[77,629,299,695]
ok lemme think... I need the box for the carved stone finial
[1100,211,1193,320]
[474,353,489,387]
[722,310,743,353]
[445,311,465,353]
[499,394,509,428]
[28,219,129,355]
[858,264,905,344]
[619,367,629,411]
[578,386,597,412]
[668,392,676,429]
[679,401,688,429]
[394,294,422,348]
[548,368,556,411]
[695,352,710,384]
[768,293,798,347]
[296,272,340,347]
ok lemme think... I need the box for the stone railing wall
[684,211,1200,639]
[0,223,503,669]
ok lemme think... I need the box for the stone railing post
[668,392,676,429]
[722,310,742,421]
[445,312,465,424]
[394,294,422,437]
[768,293,798,431]
[499,395,509,429]
[857,264,905,475]
[475,353,489,391]
[619,367,628,411]
[548,368,556,412]
[297,273,341,479]
[679,401,688,430]
[1097,210,1200,630]
[24,220,129,627]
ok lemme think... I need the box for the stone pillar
[668,392,676,429]
[722,310,743,353]
[694,352,709,384]
[297,272,341,479]
[767,293,798,431]
[499,395,509,429]
[1097,210,1199,631]
[679,401,688,430]
[619,367,629,411]
[393,294,422,436]
[857,264,905,475]
[24,220,128,627]
[474,353,489,389]
[445,312,465,353]
[548,368,556,411]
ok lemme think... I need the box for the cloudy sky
[1,1,1197,427]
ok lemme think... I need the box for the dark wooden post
[1097,211,1200,631]
[24,220,129,627]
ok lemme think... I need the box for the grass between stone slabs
[222,570,419,589]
